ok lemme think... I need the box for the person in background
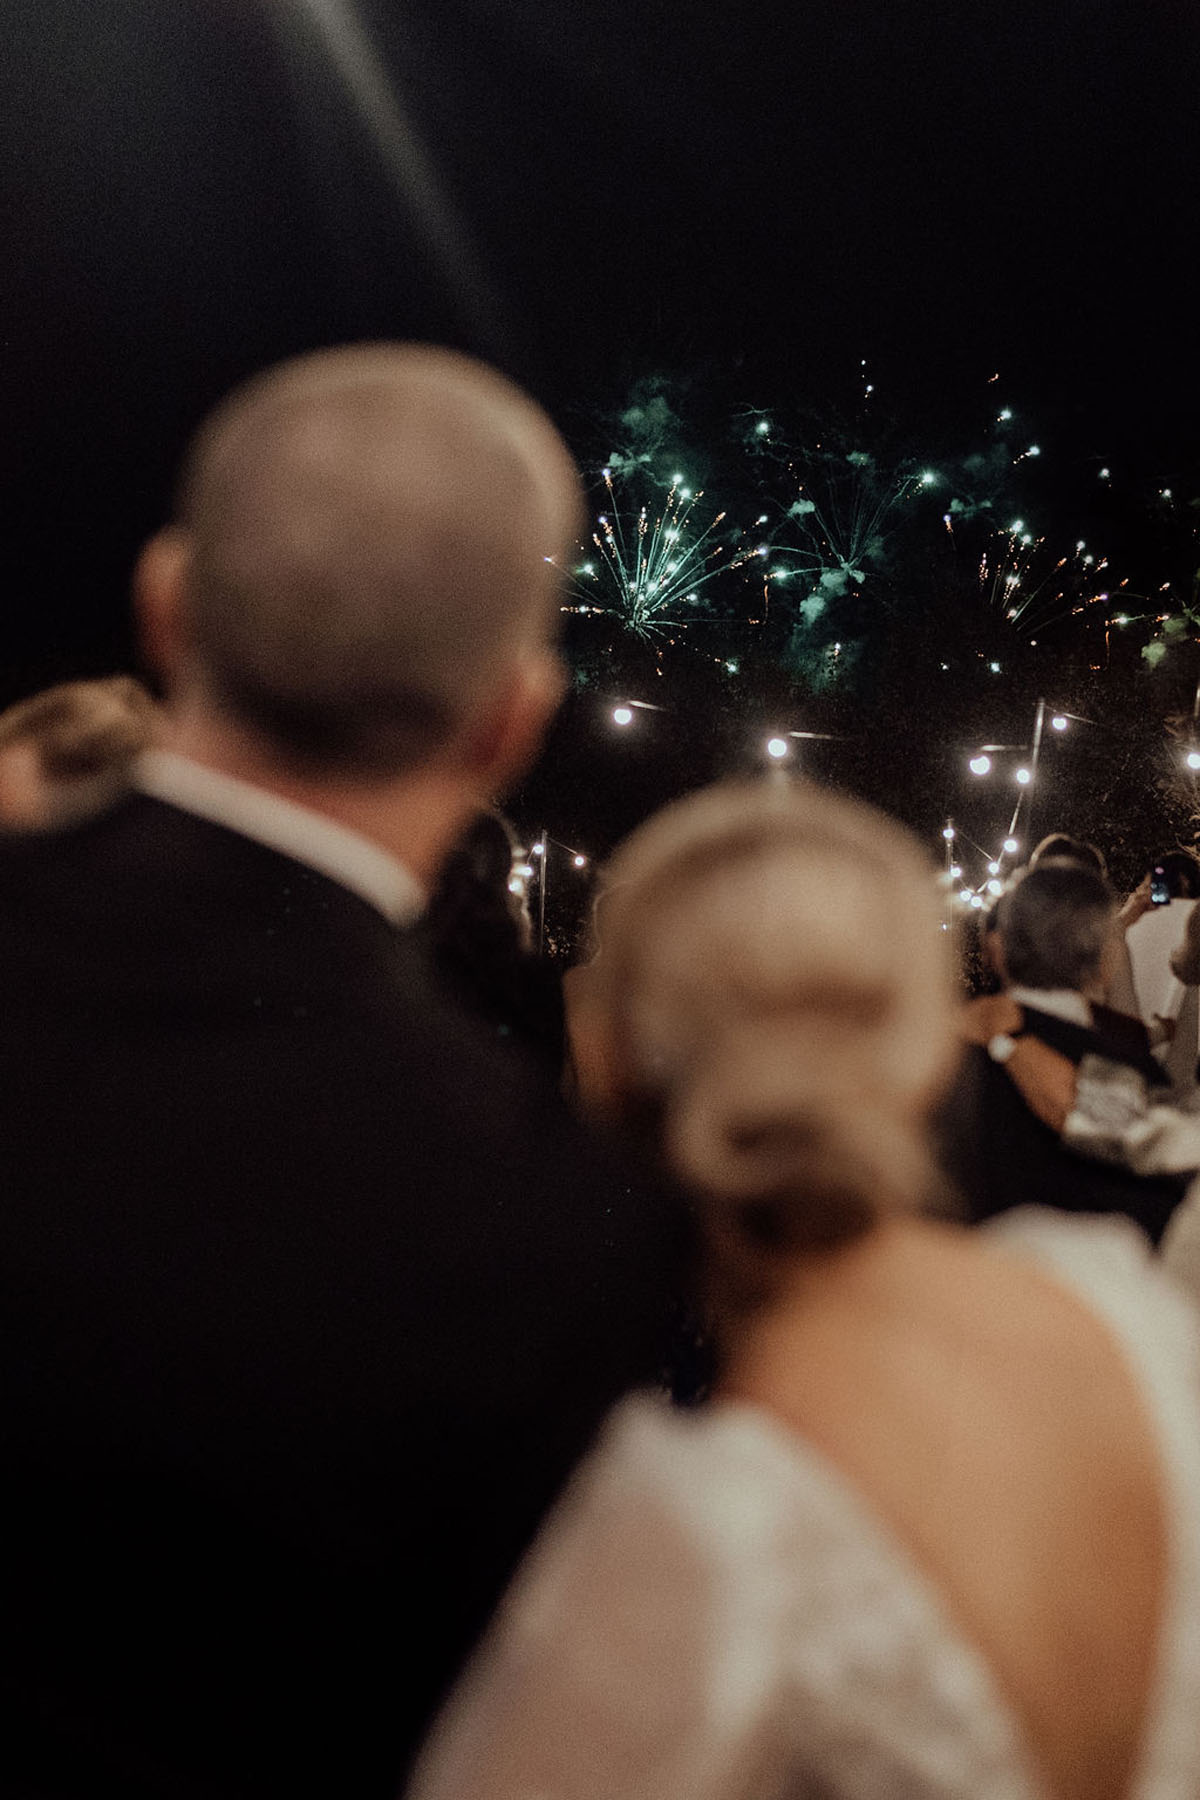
[938,859,1186,1241]
[1139,848,1200,1103]
[563,879,628,1111]
[424,808,565,1074]
[1124,849,1200,1100]
[1028,831,1143,1022]
[0,674,157,827]
[1028,830,1106,875]
[407,778,1200,1800]
[0,344,687,1799]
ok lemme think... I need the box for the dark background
[2,0,1199,941]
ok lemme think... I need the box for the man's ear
[458,651,567,797]
[132,529,192,685]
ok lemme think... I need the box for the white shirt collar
[133,750,425,927]
[1008,985,1093,1029]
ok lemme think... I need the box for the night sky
[2,0,1199,905]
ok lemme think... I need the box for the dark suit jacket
[0,794,688,1799]
[937,1003,1187,1244]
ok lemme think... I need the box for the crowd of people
[3,343,1200,1800]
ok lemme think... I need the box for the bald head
[159,344,582,775]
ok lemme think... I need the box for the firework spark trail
[752,459,938,620]
[734,402,946,611]
[792,465,926,577]
[978,526,1124,640]
[563,470,764,642]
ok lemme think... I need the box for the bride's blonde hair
[586,779,957,1274]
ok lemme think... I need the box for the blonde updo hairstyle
[588,781,957,1297]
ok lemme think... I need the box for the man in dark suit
[0,346,688,1798]
[938,859,1187,1243]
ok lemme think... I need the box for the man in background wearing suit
[938,858,1186,1242]
[0,345,686,1798]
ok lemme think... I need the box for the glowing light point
[1099,468,1111,480]
[942,826,956,841]
[1004,837,1019,854]
[725,660,739,674]
[988,861,1000,876]
[1115,613,1129,625]
[998,408,1013,420]
[920,470,937,486]
[1187,752,1200,772]
[1010,520,1024,534]
[573,855,587,869]
[755,420,771,436]
[969,755,992,776]
[766,737,789,760]
[959,888,972,904]
[612,706,634,727]
[678,487,691,500]
[671,473,684,485]
[1051,715,1068,731]
[949,864,962,879]
[1015,767,1032,786]
[1026,444,1041,457]
[970,895,986,910]
[987,879,1004,896]
[989,661,1002,674]
[531,843,544,857]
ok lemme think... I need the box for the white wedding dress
[408,1211,1200,1800]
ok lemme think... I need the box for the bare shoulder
[725,1213,1184,1800]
